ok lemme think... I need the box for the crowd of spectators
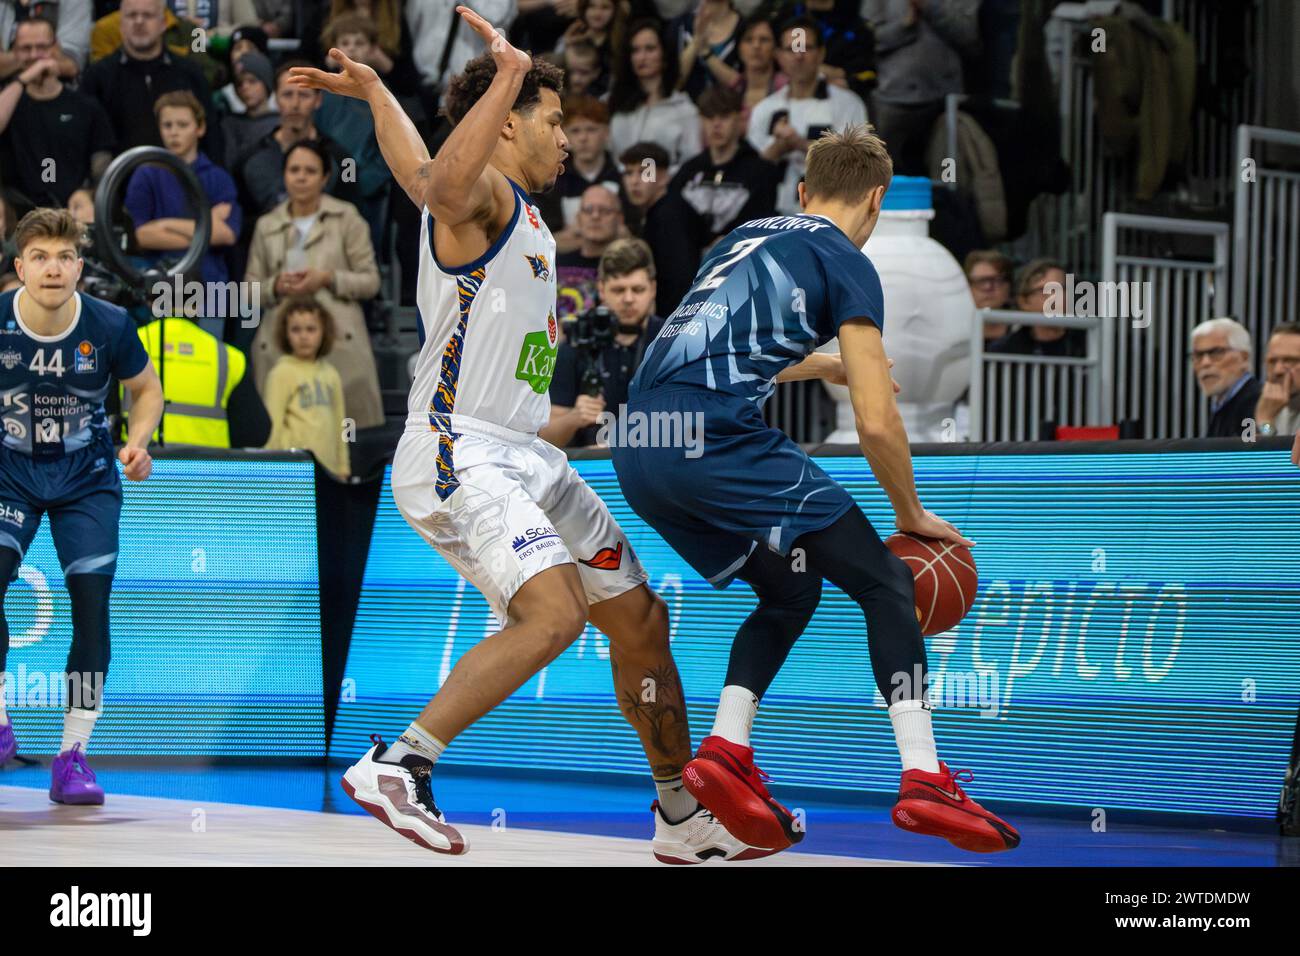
[0,0,1291,471]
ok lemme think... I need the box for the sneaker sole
[50,791,104,806]
[341,773,469,855]
[892,799,1020,853]
[682,758,798,850]
[651,843,783,865]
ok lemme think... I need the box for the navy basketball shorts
[0,439,123,579]
[611,385,855,588]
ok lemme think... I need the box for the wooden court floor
[0,785,938,866]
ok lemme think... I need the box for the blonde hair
[803,124,893,205]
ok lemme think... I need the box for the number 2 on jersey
[695,236,772,291]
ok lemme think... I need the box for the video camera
[562,304,617,397]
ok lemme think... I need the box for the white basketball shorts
[391,416,647,624]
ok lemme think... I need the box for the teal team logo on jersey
[524,253,551,281]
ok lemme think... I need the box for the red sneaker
[681,735,803,850]
[891,762,1020,853]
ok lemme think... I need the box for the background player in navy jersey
[0,209,163,805]
[612,125,1020,854]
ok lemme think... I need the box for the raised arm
[421,9,533,224]
[286,6,530,228]
[286,53,434,211]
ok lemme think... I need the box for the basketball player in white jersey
[286,8,772,863]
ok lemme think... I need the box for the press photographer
[543,238,664,449]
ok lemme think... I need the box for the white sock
[654,776,699,824]
[888,699,940,773]
[0,672,9,726]
[710,685,760,748]
[60,707,100,755]
[384,722,447,765]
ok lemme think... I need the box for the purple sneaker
[0,722,15,765]
[50,743,104,805]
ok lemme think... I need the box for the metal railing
[764,378,832,445]
[968,308,1106,442]
[1163,0,1264,206]
[1232,125,1300,348]
[1036,3,1265,278]
[1045,15,1137,278]
[1102,213,1230,439]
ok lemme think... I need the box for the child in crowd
[221,51,280,169]
[124,91,241,285]
[262,296,351,478]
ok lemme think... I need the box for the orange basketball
[885,533,979,636]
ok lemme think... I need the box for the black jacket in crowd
[1207,374,1262,439]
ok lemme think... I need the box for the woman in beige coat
[246,140,384,428]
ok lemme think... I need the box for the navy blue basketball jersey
[631,213,885,405]
[0,288,149,457]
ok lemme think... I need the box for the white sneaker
[341,737,469,855]
[650,800,780,864]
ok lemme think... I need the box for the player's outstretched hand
[287,49,381,100]
[457,5,532,73]
[897,509,975,548]
[119,445,152,482]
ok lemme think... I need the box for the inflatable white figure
[818,177,974,443]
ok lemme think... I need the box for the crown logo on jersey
[525,253,551,282]
[526,204,541,230]
[547,309,557,346]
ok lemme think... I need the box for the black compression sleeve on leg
[0,548,19,675]
[796,506,928,703]
[726,545,823,699]
[65,574,112,712]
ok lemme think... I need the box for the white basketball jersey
[409,177,559,436]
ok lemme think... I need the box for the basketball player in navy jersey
[0,208,163,804]
[613,126,1020,853]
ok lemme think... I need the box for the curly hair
[275,296,336,358]
[443,53,566,127]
